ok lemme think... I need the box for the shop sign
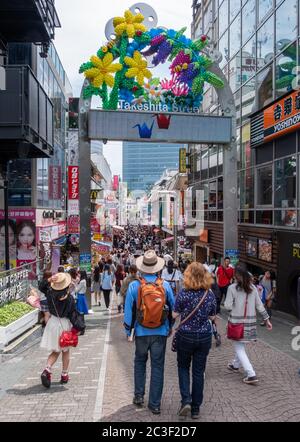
[251,90,300,147]
[90,190,101,200]
[179,148,187,173]
[39,229,52,242]
[68,199,79,216]
[58,222,67,237]
[0,268,29,307]
[225,249,239,267]
[80,253,91,273]
[93,233,101,241]
[49,165,62,200]
[68,215,80,234]
[199,229,208,243]
[292,243,300,259]
[68,166,79,200]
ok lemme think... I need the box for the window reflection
[275,42,297,98]
[230,13,241,57]
[242,0,256,45]
[257,165,273,206]
[276,0,297,53]
[240,168,254,209]
[219,0,229,37]
[258,0,273,23]
[274,156,296,208]
[8,160,32,207]
[256,65,274,108]
[257,16,274,65]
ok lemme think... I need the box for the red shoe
[41,369,51,388]
[60,373,69,384]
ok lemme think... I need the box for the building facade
[191,0,300,315]
[123,142,185,193]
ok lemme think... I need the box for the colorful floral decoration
[79,8,224,110]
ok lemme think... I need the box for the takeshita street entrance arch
[78,3,237,263]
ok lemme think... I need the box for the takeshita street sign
[79,3,224,114]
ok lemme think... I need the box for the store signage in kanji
[49,166,62,200]
[68,166,79,200]
[251,91,300,147]
[179,148,187,173]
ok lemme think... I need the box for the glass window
[274,156,296,208]
[37,158,44,207]
[241,123,255,168]
[242,0,256,45]
[218,177,223,209]
[230,0,241,22]
[256,210,273,225]
[257,164,273,206]
[256,64,274,109]
[275,132,296,158]
[8,160,32,207]
[209,181,217,208]
[229,13,241,57]
[257,16,274,65]
[276,0,297,53]
[242,36,257,84]
[201,148,209,180]
[240,168,254,208]
[219,31,230,66]
[274,209,297,227]
[241,80,256,122]
[258,0,273,23]
[239,210,255,223]
[275,41,297,98]
[219,0,229,37]
[209,146,218,177]
[229,52,241,92]
[218,147,223,175]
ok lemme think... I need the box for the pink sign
[68,215,80,234]
[113,175,119,191]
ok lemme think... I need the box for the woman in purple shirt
[173,262,216,419]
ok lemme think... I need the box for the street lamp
[156,190,178,263]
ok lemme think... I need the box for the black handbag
[70,309,86,333]
[171,290,209,352]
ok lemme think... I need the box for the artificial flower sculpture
[79,7,224,110]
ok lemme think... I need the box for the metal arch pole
[78,81,92,287]
[209,62,238,257]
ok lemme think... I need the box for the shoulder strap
[243,294,249,319]
[170,270,176,281]
[175,290,209,331]
[50,293,65,331]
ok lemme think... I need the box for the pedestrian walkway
[1,303,300,422]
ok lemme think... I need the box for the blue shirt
[174,288,216,334]
[124,274,175,337]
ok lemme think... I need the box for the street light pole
[156,190,178,262]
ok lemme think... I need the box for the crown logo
[133,121,154,139]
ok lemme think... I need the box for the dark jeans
[103,290,111,308]
[134,335,167,408]
[219,285,229,303]
[177,331,212,413]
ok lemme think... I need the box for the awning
[112,225,124,231]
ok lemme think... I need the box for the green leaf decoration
[83,85,102,99]
[192,77,204,96]
[200,56,213,68]
[275,75,296,89]
[175,27,187,40]
[203,71,224,88]
[191,39,207,52]
[79,62,93,73]
[277,61,296,71]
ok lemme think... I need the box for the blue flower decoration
[119,88,134,104]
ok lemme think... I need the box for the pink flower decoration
[172,84,189,97]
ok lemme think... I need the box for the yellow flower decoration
[84,53,122,88]
[124,51,152,86]
[113,10,146,38]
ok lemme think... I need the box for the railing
[36,0,61,39]
[0,258,48,308]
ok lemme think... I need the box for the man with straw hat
[40,272,77,388]
[124,250,175,415]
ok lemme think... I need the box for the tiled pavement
[1,299,300,422]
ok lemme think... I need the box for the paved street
[1,297,300,422]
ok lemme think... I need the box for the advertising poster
[68,215,80,234]
[80,253,92,273]
[246,237,257,258]
[258,239,272,263]
[51,246,61,274]
[0,209,36,270]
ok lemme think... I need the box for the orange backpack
[137,277,167,328]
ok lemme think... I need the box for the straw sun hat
[50,272,72,291]
[136,250,165,274]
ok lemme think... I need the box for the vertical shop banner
[68,166,79,199]
[179,148,187,173]
[113,175,119,191]
[0,209,36,270]
[68,215,80,234]
[49,165,62,200]
[51,246,61,274]
[80,253,92,273]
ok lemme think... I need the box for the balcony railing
[0,0,61,45]
[0,65,54,159]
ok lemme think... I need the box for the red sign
[67,215,80,234]
[113,175,119,191]
[91,216,100,233]
[58,221,67,237]
[49,166,62,200]
[199,229,208,243]
[68,166,79,200]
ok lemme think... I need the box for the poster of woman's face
[16,220,37,263]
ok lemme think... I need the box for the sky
[54,0,193,177]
